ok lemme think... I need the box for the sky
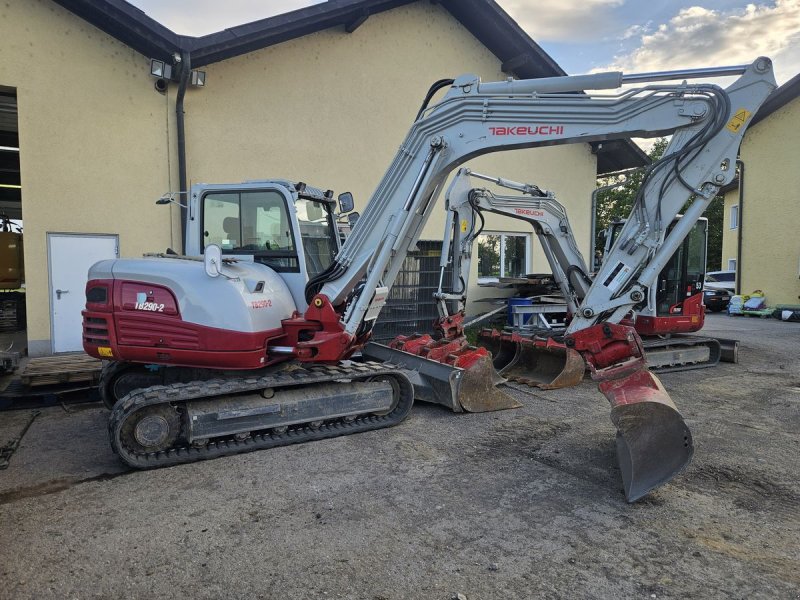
[129,0,800,84]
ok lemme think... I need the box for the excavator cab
[605,217,707,322]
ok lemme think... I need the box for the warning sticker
[460,219,468,233]
[726,108,752,133]
[603,261,632,294]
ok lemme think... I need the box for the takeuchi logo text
[490,125,564,136]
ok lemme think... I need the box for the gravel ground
[0,313,798,599]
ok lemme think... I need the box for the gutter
[735,159,744,295]
[175,50,191,254]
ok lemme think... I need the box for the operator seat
[222,217,240,248]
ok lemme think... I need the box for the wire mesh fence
[371,240,451,342]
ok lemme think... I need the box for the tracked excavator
[83,58,775,501]
[385,168,728,389]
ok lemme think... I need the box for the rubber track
[109,361,413,469]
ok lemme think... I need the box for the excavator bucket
[478,329,586,389]
[598,363,694,502]
[362,341,521,413]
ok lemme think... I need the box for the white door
[48,233,118,353]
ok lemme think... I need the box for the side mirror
[348,212,360,228]
[338,192,354,214]
[204,244,222,278]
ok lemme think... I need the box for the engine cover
[83,256,297,369]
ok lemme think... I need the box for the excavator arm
[288,58,775,501]
[303,58,774,345]
[437,168,592,318]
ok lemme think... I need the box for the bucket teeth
[457,353,522,412]
[477,329,586,389]
[362,342,520,413]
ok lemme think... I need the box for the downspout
[735,159,744,295]
[176,50,191,254]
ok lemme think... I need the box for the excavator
[384,168,726,391]
[82,57,776,501]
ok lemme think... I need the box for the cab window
[203,190,299,272]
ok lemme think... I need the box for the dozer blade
[478,330,586,389]
[362,342,521,413]
[599,365,694,502]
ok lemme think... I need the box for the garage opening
[0,85,26,371]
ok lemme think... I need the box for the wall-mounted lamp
[150,58,173,80]
[150,58,206,92]
[191,70,206,87]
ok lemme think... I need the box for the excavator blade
[362,342,521,412]
[478,330,586,389]
[599,365,694,502]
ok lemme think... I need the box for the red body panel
[82,279,288,369]
[634,292,705,336]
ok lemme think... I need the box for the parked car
[705,270,736,292]
[703,287,732,312]
[703,270,736,312]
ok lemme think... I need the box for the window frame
[476,231,532,283]
[730,204,739,229]
[727,259,737,272]
[200,188,301,273]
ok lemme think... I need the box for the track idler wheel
[118,404,182,454]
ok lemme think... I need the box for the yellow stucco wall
[0,0,181,353]
[737,97,800,304]
[721,188,739,272]
[183,2,598,315]
[4,0,599,353]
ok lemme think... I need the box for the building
[721,72,800,305]
[0,0,644,356]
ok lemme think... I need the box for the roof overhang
[751,70,800,127]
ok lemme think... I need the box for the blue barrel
[507,297,533,325]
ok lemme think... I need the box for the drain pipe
[735,159,745,295]
[175,51,191,254]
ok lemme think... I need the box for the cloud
[497,0,625,41]
[132,0,324,36]
[606,0,800,83]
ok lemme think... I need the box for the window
[730,204,739,229]
[295,198,337,278]
[203,190,300,272]
[477,233,530,281]
[727,259,737,272]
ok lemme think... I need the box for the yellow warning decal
[726,108,751,133]
[98,347,113,357]
[460,219,468,233]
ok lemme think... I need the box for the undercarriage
[103,360,413,468]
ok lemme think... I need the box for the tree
[594,137,724,270]
[703,194,724,270]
